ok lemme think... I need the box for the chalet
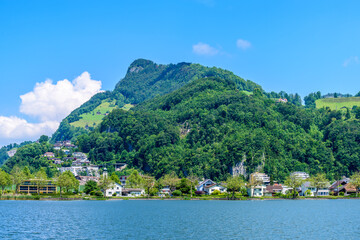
[265,184,283,196]
[105,182,123,197]
[196,179,216,191]
[329,177,350,194]
[338,183,357,195]
[203,184,227,195]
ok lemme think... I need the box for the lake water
[0,199,359,239]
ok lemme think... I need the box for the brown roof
[344,183,357,193]
[266,184,283,193]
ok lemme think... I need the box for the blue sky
[0,0,360,146]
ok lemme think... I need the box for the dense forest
[51,59,262,142]
[3,60,360,183]
[72,77,360,182]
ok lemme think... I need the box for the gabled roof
[197,179,216,187]
[266,184,283,193]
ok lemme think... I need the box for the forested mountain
[51,59,262,142]
[73,77,360,182]
[4,60,360,182]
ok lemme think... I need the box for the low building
[300,181,330,196]
[196,179,216,191]
[204,184,227,195]
[265,184,283,196]
[122,188,145,197]
[18,180,57,194]
[105,182,123,197]
[158,187,171,197]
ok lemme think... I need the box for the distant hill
[315,97,360,110]
[51,59,262,142]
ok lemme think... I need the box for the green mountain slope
[51,59,261,142]
[75,77,343,181]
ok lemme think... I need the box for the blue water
[0,199,359,239]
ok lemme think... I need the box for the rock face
[232,154,247,178]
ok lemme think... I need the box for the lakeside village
[1,140,360,200]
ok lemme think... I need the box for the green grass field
[70,101,134,128]
[241,90,253,96]
[315,97,360,110]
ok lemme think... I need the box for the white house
[281,186,293,195]
[122,188,145,197]
[204,184,227,195]
[291,172,310,180]
[247,185,266,197]
[300,181,330,196]
[250,172,270,186]
[105,182,123,197]
[196,179,216,191]
[158,187,171,197]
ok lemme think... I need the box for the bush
[112,192,117,197]
[339,192,344,196]
[195,191,205,196]
[90,190,103,197]
[172,190,182,196]
[211,190,221,195]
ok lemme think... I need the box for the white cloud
[20,71,102,122]
[0,116,59,142]
[343,56,359,67]
[236,39,251,50]
[193,42,219,56]
[0,72,103,146]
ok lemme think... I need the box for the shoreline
[0,196,359,201]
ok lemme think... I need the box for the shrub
[172,190,182,196]
[112,192,117,197]
[339,192,344,196]
[211,190,221,195]
[195,191,205,196]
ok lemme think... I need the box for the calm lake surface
[0,199,359,239]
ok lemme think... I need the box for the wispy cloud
[236,39,251,50]
[0,72,103,146]
[193,42,219,56]
[343,56,359,67]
